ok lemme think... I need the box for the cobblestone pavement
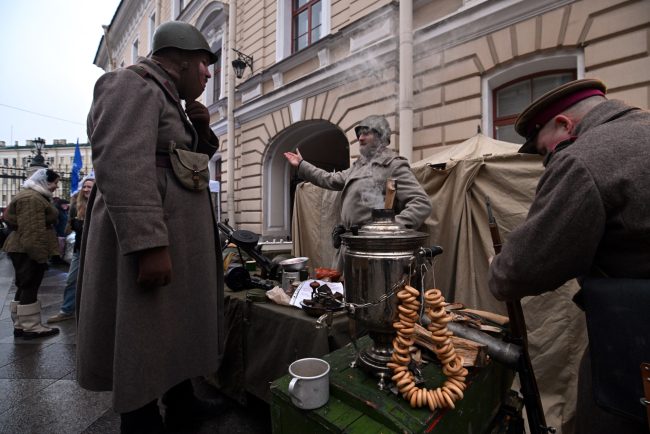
[0,254,271,433]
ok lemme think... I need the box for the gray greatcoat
[488,99,650,433]
[77,58,223,413]
[298,147,432,230]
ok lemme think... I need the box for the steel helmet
[152,21,218,64]
[354,115,391,145]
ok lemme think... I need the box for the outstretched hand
[283,149,303,167]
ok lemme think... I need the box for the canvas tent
[292,134,587,433]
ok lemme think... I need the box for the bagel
[396,375,413,389]
[426,389,438,411]
[392,350,411,364]
[434,388,446,408]
[396,290,412,300]
[443,381,464,400]
[440,388,456,409]
[391,370,407,382]
[424,288,442,299]
[401,381,416,395]
[410,388,419,407]
[396,334,415,347]
[404,285,419,297]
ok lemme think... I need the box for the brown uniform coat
[77,58,223,413]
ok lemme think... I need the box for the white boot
[16,301,59,340]
[10,300,23,337]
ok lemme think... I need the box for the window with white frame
[493,71,575,143]
[212,49,222,102]
[173,0,186,19]
[482,52,582,143]
[292,0,322,52]
[148,13,156,51]
[132,39,139,65]
[277,0,330,61]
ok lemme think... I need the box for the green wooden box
[271,339,516,433]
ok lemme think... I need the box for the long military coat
[298,147,432,230]
[3,188,59,263]
[77,58,223,413]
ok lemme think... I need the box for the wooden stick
[385,178,396,209]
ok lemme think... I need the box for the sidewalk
[0,254,271,433]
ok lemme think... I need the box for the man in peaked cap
[488,78,650,434]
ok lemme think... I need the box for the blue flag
[71,139,83,195]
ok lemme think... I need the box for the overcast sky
[0,1,121,147]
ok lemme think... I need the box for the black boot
[120,400,164,434]
[162,379,223,433]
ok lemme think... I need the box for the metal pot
[279,256,309,271]
[341,209,429,387]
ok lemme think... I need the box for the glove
[137,246,172,289]
[185,100,218,146]
[331,224,347,249]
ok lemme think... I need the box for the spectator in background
[47,175,95,323]
[51,197,70,264]
[3,168,61,339]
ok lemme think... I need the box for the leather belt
[156,155,172,168]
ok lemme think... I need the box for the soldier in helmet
[284,114,432,265]
[77,21,224,432]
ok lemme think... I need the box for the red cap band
[525,88,605,138]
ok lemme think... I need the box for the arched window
[482,51,583,144]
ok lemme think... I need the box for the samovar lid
[341,209,428,249]
[357,209,413,236]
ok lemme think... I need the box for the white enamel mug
[287,357,330,410]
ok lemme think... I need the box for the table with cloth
[214,287,351,403]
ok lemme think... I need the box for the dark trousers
[120,400,162,434]
[120,379,196,433]
[9,252,47,304]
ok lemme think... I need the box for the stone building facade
[94,0,649,239]
[0,140,93,206]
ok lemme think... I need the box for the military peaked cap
[515,78,607,154]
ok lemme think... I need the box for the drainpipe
[398,0,413,162]
[226,0,237,225]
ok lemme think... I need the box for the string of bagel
[388,284,468,410]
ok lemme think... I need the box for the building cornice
[414,0,575,55]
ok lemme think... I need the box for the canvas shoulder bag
[168,141,210,191]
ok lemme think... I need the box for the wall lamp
[231,48,253,79]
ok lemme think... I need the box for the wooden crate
[271,338,516,433]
